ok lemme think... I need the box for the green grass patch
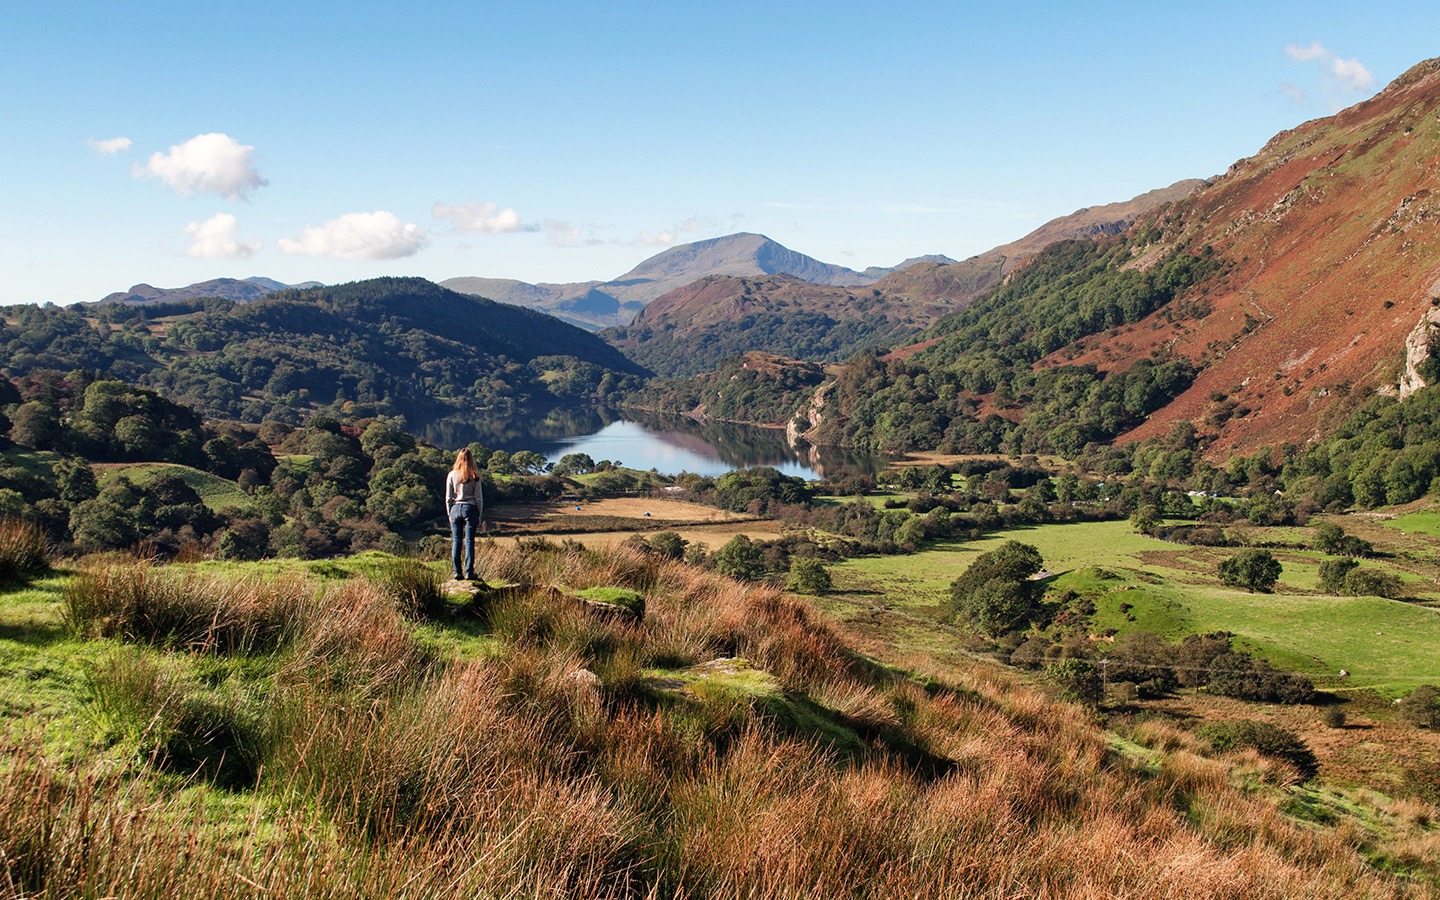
[574,586,645,614]
[825,519,1440,694]
[1387,509,1440,537]
[0,446,63,479]
[99,462,252,513]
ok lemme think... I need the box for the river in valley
[415,409,881,480]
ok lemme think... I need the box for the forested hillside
[603,275,957,377]
[628,352,827,424]
[0,277,646,426]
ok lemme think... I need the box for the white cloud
[1284,41,1374,100]
[88,136,132,155]
[278,211,428,260]
[432,201,538,234]
[184,213,259,259]
[137,132,267,200]
[1285,40,1327,62]
[1330,56,1374,92]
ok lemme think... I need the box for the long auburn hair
[452,447,481,483]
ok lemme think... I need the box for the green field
[827,519,1440,693]
[1388,509,1440,537]
[99,462,252,513]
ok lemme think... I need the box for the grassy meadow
[4,528,1439,897]
[95,461,254,513]
[825,518,1440,694]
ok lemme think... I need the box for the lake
[416,410,880,480]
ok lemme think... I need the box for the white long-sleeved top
[445,471,484,511]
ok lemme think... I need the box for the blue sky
[1,1,1434,304]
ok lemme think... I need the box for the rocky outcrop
[1399,278,1440,398]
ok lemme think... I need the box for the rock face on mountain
[95,277,320,306]
[1062,59,1440,453]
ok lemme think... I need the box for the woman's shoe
[464,572,478,581]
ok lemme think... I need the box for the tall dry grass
[5,540,1436,899]
[0,517,48,585]
[64,561,312,653]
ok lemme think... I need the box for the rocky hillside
[1058,59,1440,454]
[790,57,1440,458]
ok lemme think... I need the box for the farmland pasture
[826,518,1440,694]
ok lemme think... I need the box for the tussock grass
[63,561,311,653]
[372,555,447,621]
[0,517,49,586]
[5,541,1436,898]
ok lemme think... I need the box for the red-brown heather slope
[1086,58,1440,456]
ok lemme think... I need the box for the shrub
[1217,549,1281,592]
[1321,707,1346,729]
[0,518,48,585]
[1205,652,1316,704]
[1343,567,1404,599]
[1129,504,1160,533]
[646,531,687,560]
[786,558,832,595]
[714,535,766,582]
[1197,719,1318,779]
[1317,557,1359,594]
[1401,684,1440,729]
[948,540,1045,635]
[1045,658,1102,706]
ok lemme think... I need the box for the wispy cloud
[278,211,428,260]
[184,213,259,259]
[136,132,267,200]
[1283,41,1374,108]
[432,201,539,234]
[543,220,598,247]
[1284,40,1328,63]
[630,216,708,247]
[87,136,132,155]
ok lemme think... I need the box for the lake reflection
[417,410,879,480]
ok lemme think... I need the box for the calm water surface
[418,410,879,480]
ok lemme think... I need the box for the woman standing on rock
[445,447,484,580]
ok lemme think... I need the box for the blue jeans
[449,502,480,578]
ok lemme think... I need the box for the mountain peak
[611,232,870,296]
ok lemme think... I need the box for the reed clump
[0,517,49,585]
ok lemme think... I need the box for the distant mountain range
[94,277,323,306]
[602,180,1205,377]
[441,233,952,330]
